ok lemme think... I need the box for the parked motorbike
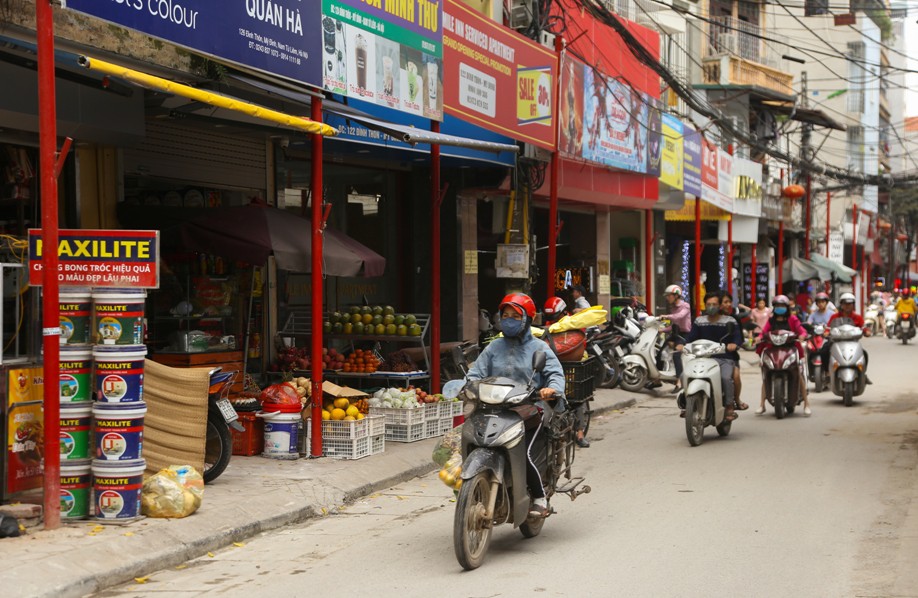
[805,324,828,392]
[585,309,641,389]
[864,304,880,336]
[453,352,590,570]
[884,306,898,339]
[677,338,734,446]
[897,312,916,344]
[205,368,245,483]
[619,316,678,392]
[759,330,804,418]
[828,322,867,407]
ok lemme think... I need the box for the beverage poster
[6,368,44,495]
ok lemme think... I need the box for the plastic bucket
[258,411,301,460]
[60,403,92,461]
[60,460,92,520]
[94,345,147,403]
[60,289,92,345]
[93,402,146,461]
[60,346,93,403]
[93,289,146,345]
[92,459,145,521]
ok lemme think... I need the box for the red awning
[531,159,659,209]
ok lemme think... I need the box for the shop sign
[558,56,659,174]
[683,127,702,197]
[28,230,160,289]
[62,0,322,87]
[443,0,555,149]
[732,157,763,218]
[322,0,444,120]
[554,267,593,293]
[6,368,43,495]
[701,143,732,212]
[742,263,770,307]
[701,141,718,189]
[659,114,684,191]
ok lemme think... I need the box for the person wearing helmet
[895,288,917,323]
[660,284,691,391]
[466,293,566,518]
[720,291,750,412]
[755,295,811,416]
[821,292,872,383]
[542,296,568,325]
[807,292,834,327]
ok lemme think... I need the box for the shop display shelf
[385,422,426,443]
[321,415,383,440]
[370,406,425,426]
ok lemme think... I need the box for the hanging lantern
[782,184,806,199]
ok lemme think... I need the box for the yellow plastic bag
[141,465,204,518]
[548,306,608,333]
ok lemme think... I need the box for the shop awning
[809,253,857,283]
[665,198,730,221]
[78,56,337,137]
[782,257,832,282]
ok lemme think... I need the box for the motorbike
[805,324,828,392]
[884,306,898,339]
[897,312,916,344]
[585,309,641,389]
[453,351,590,570]
[864,304,880,336]
[205,368,245,483]
[619,316,679,392]
[828,322,867,407]
[677,338,734,446]
[759,330,804,419]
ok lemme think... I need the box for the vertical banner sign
[743,263,770,307]
[659,113,684,190]
[28,230,160,288]
[683,127,702,197]
[6,368,44,495]
[442,0,555,149]
[62,0,322,86]
[701,142,733,212]
[322,0,444,120]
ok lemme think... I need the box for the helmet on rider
[903,289,912,298]
[815,292,829,302]
[772,295,789,306]
[664,284,683,298]
[543,296,567,315]
[498,293,536,339]
[839,292,856,307]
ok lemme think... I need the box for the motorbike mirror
[532,351,547,372]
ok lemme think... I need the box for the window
[847,125,865,173]
[847,42,865,114]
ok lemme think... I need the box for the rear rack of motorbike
[556,477,591,501]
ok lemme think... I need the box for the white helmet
[664,284,683,297]
[839,292,856,304]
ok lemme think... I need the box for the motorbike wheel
[581,400,593,437]
[599,354,621,389]
[685,393,705,447]
[813,368,824,394]
[843,382,854,407]
[454,472,493,570]
[620,363,648,392]
[903,335,909,345]
[772,380,785,419]
[716,421,731,436]
[520,513,546,538]
[203,405,233,484]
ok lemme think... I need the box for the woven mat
[143,359,210,476]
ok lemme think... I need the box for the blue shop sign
[62,0,322,86]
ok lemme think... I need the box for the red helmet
[500,293,536,319]
[543,297,567,315]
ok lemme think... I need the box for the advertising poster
[701,141,718,190]
[29,229,160,288]
[743,263,770,307]
[63,0,322,86]
[322,0,443,120]
[559,58,585,157]
[700,141,732,211]
[6,368,43,495]
[442,0,555,149]
[645,99,662,177]
[683,127,702,197]
[659,113,684,190]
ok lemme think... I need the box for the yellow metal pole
[79,56,337,137]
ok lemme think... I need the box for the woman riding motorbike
[755,295,811,416]
[467,293,566,518]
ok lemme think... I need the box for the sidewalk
[0,391,637,598]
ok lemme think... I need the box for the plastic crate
[385,422,426,443]
[438,417,455,435]
[423,403,441,421]
[424,418,442,438]
[370,406,426,426]
[370,433,385,455]
[304,425,375,459]
[321,415,383,440]
[231,412,264,456]
[446,401,463,417]
[562,358,597,402]
[367,415,385,437]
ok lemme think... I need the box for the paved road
[98,336,918,598]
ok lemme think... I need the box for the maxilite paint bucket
[258,411,301,460]
[60,346,93,404]
[60,403,92,461]
[59,289,92,345]
[93,401,146,461]
[60,460,91,520]
[92,459,145,521]
[93,289,146,345]
[93,345,147,403]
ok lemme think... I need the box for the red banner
[442,0,556,150]
[702,142,718,189]
[29,229,160,288]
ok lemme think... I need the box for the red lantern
[782,184,805,199]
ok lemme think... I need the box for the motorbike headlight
[781,353,798,369]
[479,383,514,405]
[495,421,525,447]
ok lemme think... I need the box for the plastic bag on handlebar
[432,424,463,468]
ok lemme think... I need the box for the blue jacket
[467,327,566,395]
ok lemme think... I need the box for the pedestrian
[750,298,771,332]
[570,285,591,313]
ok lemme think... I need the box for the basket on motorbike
[562,358,597,402]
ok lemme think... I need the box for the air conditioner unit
[539,31,555,50]
[509,0,533,31]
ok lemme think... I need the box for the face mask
[774,306,788,315]
[500,317,525,338]
[705,305,720,316]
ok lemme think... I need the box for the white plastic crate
[423,403,441,421]
[367,415,385,437]
[305,425,375,459]
[370,433,385,455]
[385,422,426,443]
[445,401,463,417]
[370,406,425,426]
[438,417,454,435]
[322,415,383,440]
[424,418,442,439]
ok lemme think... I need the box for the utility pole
[800,71,813,259]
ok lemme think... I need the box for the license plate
[903,321,911,329]
[215,398,238,423]
[614,346,625,358]
[592,345,603,356]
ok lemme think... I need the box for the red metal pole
[645,209,653,311]
[727,217,734,296]
[694,198,702,317]
[852,202,859,309]
[805,174,812,259]
[430,121,441,394]
[548,35,562,302]
[751,244,758,305]
[778,221,785,292]
[825,191,831,258]
[37,0,60,530]
[310,98,324,458]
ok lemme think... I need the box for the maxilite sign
[28,229,160,288]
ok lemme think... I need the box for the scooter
[619,316,678,392]
[585,309,641,389]
[864,304,880,336]
[884,306,898,339]
[453,352,590,570]
[805,324,828,392]
[205,369,245,483]
[828,323,867,407]
[896,312,916,345]
[759,330,804,419]
[677,338,734,446]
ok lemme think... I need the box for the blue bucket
[93,402,146,461]
[92,459,145,521]
[94,345,147,403]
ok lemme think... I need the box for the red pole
[694,198,702,317]
[37,0,61,531]
[825,191,831,258]
[430,121,441,394]
[852,202,859,309]
[548,36,562,302]
[727,217,734,296]
[778,220,785,292]
[751,244,758,305]
[310,98,324,458]
[645,209,653,311]
[805,174,812,259]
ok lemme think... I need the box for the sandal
[724,407,738,422]
[734,400,749,411]
[529,503,550,518]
